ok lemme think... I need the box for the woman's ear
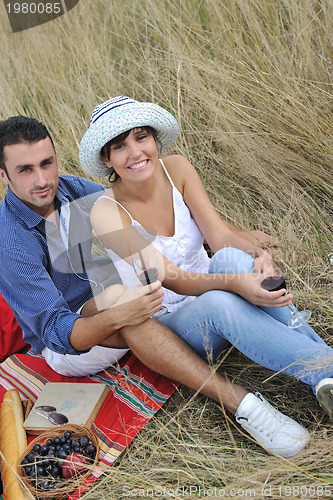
[101,147,112,168]
[104,158,113,168]
[101,153,112,168]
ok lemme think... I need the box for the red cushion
[0,294,30,362]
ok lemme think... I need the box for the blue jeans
[159,247,332,392]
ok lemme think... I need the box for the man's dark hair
[0,116,54,175]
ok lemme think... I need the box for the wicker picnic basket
[18,423,100,499]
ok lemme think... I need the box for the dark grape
[50,466,60,477]
[57,450,68,460]
[26,452,36,463]
[33,444,41,453]
[46,438,53,446]
[80,436,90,448]
[64,431,71,439]
[40,445,49,456]
[86,444,96,457]
[36,466,45,476]
[21,457,29,465]
[40,458,51,469]
[53,437,61,445]
[72,439,80,448]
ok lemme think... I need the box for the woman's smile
[127,159,149,170]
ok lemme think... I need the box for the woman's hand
[249,230,281,248]
[228,273,292,308]
[252,251,275,276]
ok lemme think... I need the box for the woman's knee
[209,247,254,274]
[196,290,245,320]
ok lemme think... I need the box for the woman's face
[103,128,159,182]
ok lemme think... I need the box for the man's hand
[228,273,292,308]
[110,281,163,327]
[73,281,163,352]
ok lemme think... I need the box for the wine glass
[254,266,311,328]
[132,249,167,318]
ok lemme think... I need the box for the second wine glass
[259,273,311,328]
[132,249,167,318]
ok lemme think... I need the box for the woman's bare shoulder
[161,155,195,192]
[90,189,118,219]
[162,154,192,168]
[90,189,131,237]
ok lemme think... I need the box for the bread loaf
[0,389,34,499]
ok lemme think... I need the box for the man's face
[0,137,59,218]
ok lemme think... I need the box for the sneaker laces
[236,392,286,442]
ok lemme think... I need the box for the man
[0,115,310,457]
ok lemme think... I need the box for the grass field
[0,0,332,498]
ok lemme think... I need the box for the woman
[79,95,332,456]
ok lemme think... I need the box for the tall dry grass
[0,0,332,498]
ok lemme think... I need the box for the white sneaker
[316,378,333,417]
[235,392,310,457]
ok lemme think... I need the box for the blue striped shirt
[0,175,119,355]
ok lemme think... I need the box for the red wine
[260,276,286,292]
[138,267,158,285]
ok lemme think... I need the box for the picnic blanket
[0,350,178,498]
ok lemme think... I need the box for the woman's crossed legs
[159,247,333,393]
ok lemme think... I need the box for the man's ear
[0,169,10,186]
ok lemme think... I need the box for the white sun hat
[79,96,180,177]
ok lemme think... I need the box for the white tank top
[95,159,211,312]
